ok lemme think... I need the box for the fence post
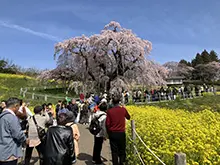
[131,120,136,154]
[175,153,186,165]
[32,93,35,100]
[23,91,26,98]
[44,95,47,102]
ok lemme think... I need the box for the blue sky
[0,0,219,69]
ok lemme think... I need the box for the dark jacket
[67,104,78,117]
[44,125,74,165]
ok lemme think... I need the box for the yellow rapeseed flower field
[126,105,220,165]
[0,73,33,79]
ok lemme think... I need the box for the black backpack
[89,114,105,135]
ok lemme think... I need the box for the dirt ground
[18,124,112,165]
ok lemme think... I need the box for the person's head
[6,97,21,113]
[42,103,47,110]
[99,102,108,112]
[34,106,43,114]
[58,100,62,105]
[47,103,52,106]
[47,103,53,110]
[71,99,76,104]
[66,111,75,123]
[20,99,23,106]
[112,94,121,105]
[57,113,68,126]
[1,100,6,108]
[61,102,67,109]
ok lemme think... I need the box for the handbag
[32,116,46,141]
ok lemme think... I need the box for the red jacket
[106,106,130,132]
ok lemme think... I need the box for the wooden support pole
[23,91,26,98]
[20,88,23,95]
[32,93,35,100]
[45,95,47,102]
[175,153,186,165]
[131,120,136,154]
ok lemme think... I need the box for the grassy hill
[150,94,220,112]
[0,73,37,101]
[1,73,220,112]
[0,73,73,105]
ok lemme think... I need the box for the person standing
[66,111,80,160]
[0,97,27,165]
[25,106,50,165]
[92,102,108,164]
[55,100,62,119]
[106,95,130,165]
[67,99,79,118]
[43,113,75,165]
[79,93,85,103]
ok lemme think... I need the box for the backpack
[89,114,105,135]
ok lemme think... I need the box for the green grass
[0,73,37,101]
[1,73,220,113]
[0,73,73,105]
[150,94,220,112]
[35,88,77,98]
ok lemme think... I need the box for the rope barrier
[133,145,145,165]
[127,136,145,165]
[133,129,166,165]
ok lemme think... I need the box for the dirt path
[19,124,112,165]
[75,124,112,165]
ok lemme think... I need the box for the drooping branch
[53,21,167,93]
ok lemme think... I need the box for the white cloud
[0,20,62,42]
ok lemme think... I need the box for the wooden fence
[128,120,186,165]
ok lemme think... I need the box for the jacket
[43,125,74,165]
[93,110,107,138]
[0,110,26,161]
[66,122,80,156]
[28,111,50,146]
[106,105,130,132]
[67,104,78,117]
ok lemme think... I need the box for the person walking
[106,95,130,165]
[92,102,108,165]
[66,111,80,160]
[0,97,27,165]
[25,106,50,165]
[43,113,75,165]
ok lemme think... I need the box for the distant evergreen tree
[179,59,191,67]
[200,49,211,64]
[209,50,219,62]
[191,53,203,67]
[179,59,188,65]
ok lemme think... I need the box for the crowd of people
[0,92,130,165]
[127,84,216,103]
[0,84,215,165]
